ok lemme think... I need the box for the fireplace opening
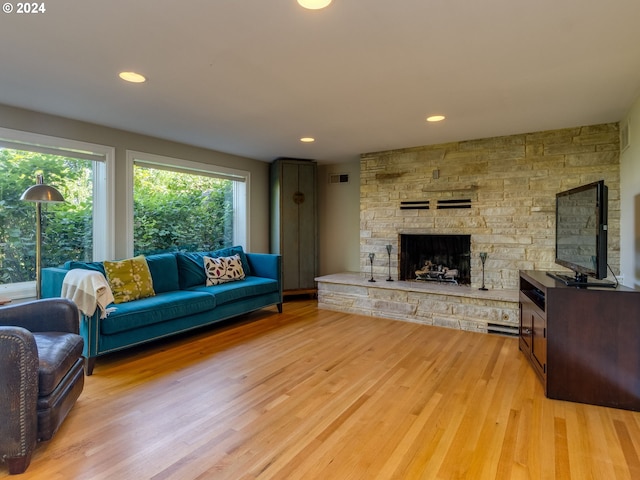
[400,234,471,285]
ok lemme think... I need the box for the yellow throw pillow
[104,255,155,304]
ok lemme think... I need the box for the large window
[0,128,114,298]
[127,151,249,256]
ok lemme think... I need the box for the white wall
[620,93,640,289]
[317,161,361,275]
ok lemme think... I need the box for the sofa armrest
[0,299,80,334]
[0,326,39,473]
[246,253,281,281]
[41,267,69,299]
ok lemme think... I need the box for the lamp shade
[20,174,64,203]
[20,184,64,203]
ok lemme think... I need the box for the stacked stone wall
[360,123,620,289]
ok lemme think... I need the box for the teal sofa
[41,248,282,375]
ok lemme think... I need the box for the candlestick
[386,244,393,281]
[479,252,488,290]
[368,252,376,282]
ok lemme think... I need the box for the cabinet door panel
[296,163,317,289]
[531,310,546,375]
[281,163,301,290]
[520,299,533,351]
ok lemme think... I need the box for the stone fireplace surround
[317,123,620,333]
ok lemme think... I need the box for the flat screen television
[548,180,614,287]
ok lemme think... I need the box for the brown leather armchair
[0,298,85,475]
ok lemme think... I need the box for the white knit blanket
[61,269,115,318]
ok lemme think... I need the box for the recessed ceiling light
[119,71,147,83]
[426,115,446,122]
[300,137,315,143]
[297,0,332,10]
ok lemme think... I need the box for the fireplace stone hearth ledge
[316,273,519,335]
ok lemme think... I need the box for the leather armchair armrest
[0,326,38,473]
[0,298,80,334]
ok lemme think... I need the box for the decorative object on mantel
[20,173,65,299]
[386,244,393,281]
[421,183,478,193]
[479,252,488,291]
[375,172,406,181]
[368,253,376,282]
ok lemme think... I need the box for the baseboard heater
[487,323,519,337]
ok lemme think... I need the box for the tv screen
[554,180,608,282]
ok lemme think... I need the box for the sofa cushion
[145,253,180,293]
[189,276,278,306]
[176,246,251,289]
[175,252,209,289]
[104,255,155,304]
[204,254,246,285]
[64,260,106,277]
[33,331,84,397]
[100,290,217,335]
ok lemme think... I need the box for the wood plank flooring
[3,299,640,479]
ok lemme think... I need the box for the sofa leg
[277,303,283,313]
[84,357,96,376]
[6,454,32,475]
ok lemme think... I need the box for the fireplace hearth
[400,234,471,285]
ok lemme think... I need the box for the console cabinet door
[531,309,546,377]
[520,294,546,383]
[519,295,533,353]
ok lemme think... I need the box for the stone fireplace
[319,123,619,333]
[400,234,471,284]
[358,124,619,290]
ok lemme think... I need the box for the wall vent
[487,323,519,337]
[329,173,350,184]
[436,199,472,209]
[400,200,430,210]
[621,120,630,152]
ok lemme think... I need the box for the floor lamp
[20,174,65,299]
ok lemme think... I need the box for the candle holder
[368,252,376,282]
[479,252,488,291]
[385,244,393,281]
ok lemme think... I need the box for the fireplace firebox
[400,234,471,285]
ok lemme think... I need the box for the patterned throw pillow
[103,255,155,304]
[203,254,246,286]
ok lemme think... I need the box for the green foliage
[1,149,235,285]
[0,148,93,284]
[133,166,233,255]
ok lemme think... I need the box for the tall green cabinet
[270,158,318,295]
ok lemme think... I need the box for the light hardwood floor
[4,299,640,479]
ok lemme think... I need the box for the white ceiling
[1,0,639,164]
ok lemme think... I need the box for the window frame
[125,150,251,257]
[0,127,115,299]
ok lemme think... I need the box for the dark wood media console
[519,270,640,411]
